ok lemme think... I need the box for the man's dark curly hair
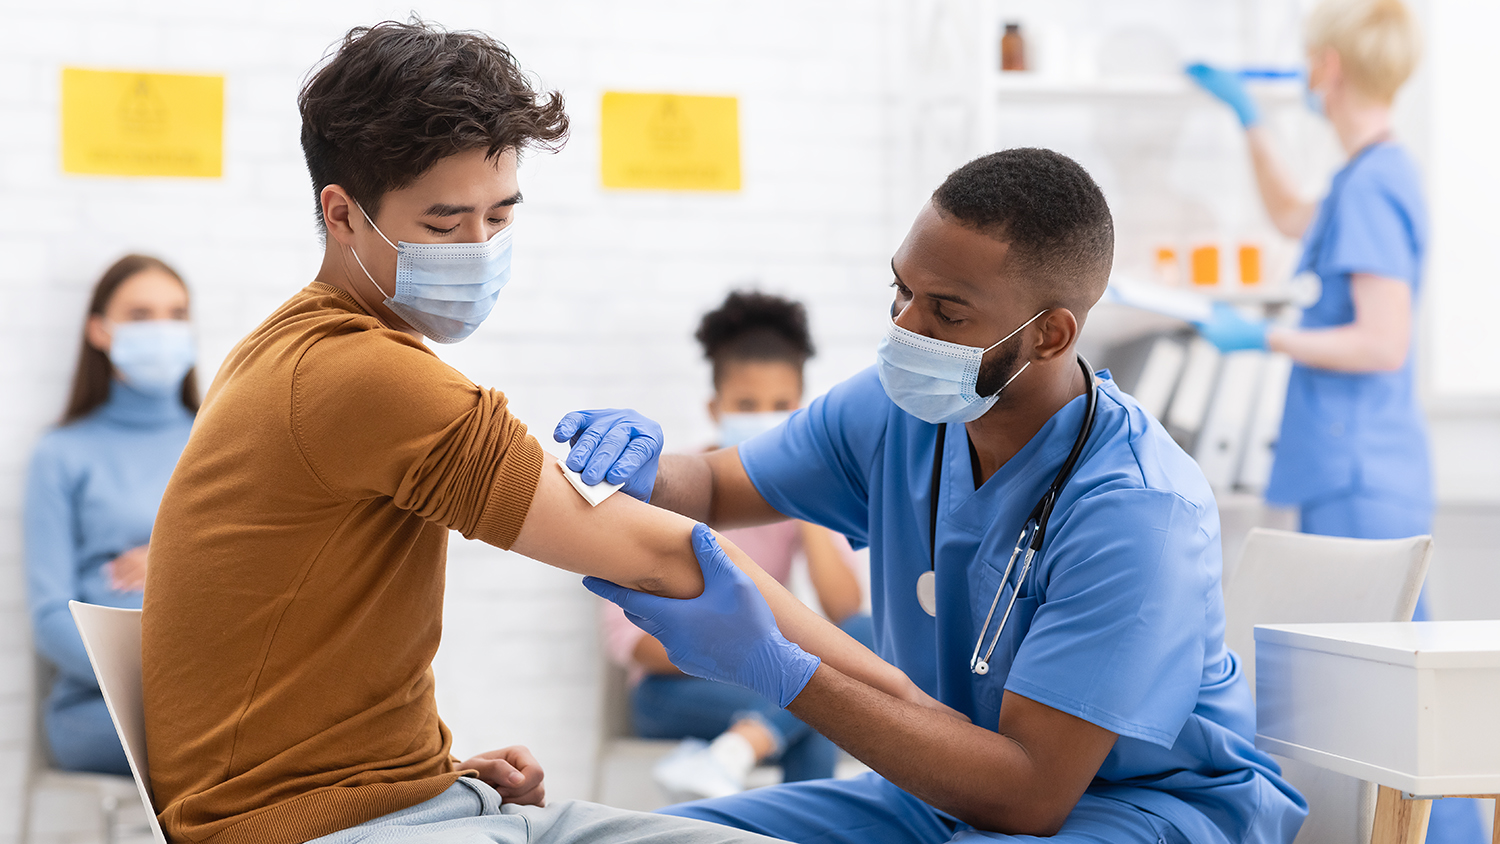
[299,19,569,233]
[932,148,1114,313]
[696,290,815,389]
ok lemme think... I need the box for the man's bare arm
[789,668,1116,835]
[512,452,939,709]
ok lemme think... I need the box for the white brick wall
[0,1,905,839]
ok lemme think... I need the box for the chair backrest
[1225,528,1430,692]
[68,602,168,844]
[1225,528,1432,844]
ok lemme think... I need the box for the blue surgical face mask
[718,411,793,447]
[876,309,1046,424]
[108,320,195,396]
[349,201,514,344]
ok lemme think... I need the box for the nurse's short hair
[1305,0,1420,104]
[932,148,1114,313]
[298,18,569,236]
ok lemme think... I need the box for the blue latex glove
[584,523,821,708]
[1195,302,1269,352]
[553,408,663,502]
[1186,63,1260,128]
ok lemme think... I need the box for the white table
[1255,621,1500,844]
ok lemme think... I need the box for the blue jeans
[632,614,874,783]
[45,677,130,776]
[303,778,784,843]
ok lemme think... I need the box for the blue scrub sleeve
[24,443,97,683]
[739,369,889,548]
[1005,489,1212,748]
[1318,167,1419,285]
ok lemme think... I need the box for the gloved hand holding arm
[585,523,820,707]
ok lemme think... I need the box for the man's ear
[321,185,359,247]
[1033,309,1079,363]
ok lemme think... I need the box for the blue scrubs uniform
[1265,143,1431,541]
[664,368,1306,844]
[1267,144,1481,844]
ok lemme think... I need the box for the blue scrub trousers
[633,614,873,783]
[661,772,1190,844]
[1299,491,1487,844]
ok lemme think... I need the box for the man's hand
[1186,63,1260,128]
[458,746,545,806]
[553,409,663,502]
[108,545,149,592]
[585,523,821,708]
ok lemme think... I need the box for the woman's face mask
[349,200,514,344]
[108,319,196,395]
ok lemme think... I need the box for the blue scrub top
[740,368,1305,844]
[1265,143,1430,507]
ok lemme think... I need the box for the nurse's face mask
[877,309,1047,424]
[348,199,514,344]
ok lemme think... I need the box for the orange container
[1190,245,1220,286]
[1155,247,1180,286]
[1238,244,1262,285]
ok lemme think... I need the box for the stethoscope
[915,355,1098,676]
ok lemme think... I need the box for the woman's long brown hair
[61,255,200,424]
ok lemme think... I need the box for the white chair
[1223,527,1431,844]
[65,602,168,844]
[22,657,144,844]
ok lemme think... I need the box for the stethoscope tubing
[960,356,1098,676]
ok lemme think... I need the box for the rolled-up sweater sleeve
[290,328,544,548]
[24,441,96,683]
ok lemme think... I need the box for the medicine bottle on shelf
[1001,23,1026,72]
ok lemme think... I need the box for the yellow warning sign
[600,92,740,192]
[61,68,224,178]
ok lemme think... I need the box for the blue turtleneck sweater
[25,380,194,698]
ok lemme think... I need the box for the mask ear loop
[347,198,399,299]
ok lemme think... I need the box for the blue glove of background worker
[1195,302,1270,352]
[1186,63,1260,128]
[584,523,822,709]
[553,408,663,502]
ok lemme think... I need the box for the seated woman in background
[601,290,874,802]
[24,254,198,775]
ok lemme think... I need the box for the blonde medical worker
[1190,2,1484,841]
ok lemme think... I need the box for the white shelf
[988,74,1303,103]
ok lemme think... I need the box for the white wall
[0,1,904,839]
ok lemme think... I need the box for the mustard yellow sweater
[142,284,543,844]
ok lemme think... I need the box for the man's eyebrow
[890,259,975,307]
[420,192,524,217]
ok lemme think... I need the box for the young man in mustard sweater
[140,20,943,844]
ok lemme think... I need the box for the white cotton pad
[558,461,624,507]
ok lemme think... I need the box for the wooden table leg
[1372,785,1431,844]
[1491,798,1498,844]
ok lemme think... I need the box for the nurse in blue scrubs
[565,149,1306,843]
[1191,2,1483,839]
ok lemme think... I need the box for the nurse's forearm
[1247,127,1317,239]
[787,666,1111,836]
[652,454,715,522]
[1268,273,1412,373]
[714,533,940,712]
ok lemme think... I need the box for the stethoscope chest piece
[973,658,990,676]
[915,570,937,617]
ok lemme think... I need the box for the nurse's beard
[973,339,1024,400]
